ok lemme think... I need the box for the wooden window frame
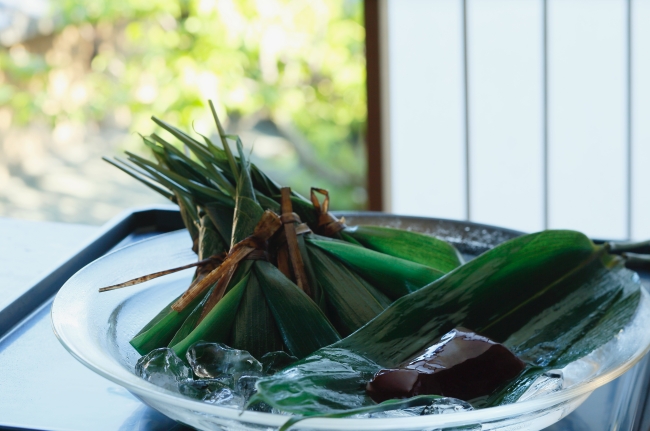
[364,0,384,211]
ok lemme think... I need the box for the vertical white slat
[547,0,628,239]
[466,0,545,233]
[387,0,466,219]
[631,0,650,240]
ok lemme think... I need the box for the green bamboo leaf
[199,134,235,180]
[254,261,340,358]
[190,131,236,196]
[123,154,191,193]
[235,137,255,199]
[197,213,228,260]
[168,260,252,348]
[149,133,215,185]
[102,157,174,201]
[230,271,286,358]
[250,165,308,201]
[200,132,230,165]
[307,245,389,336]
[114,155,202,240]
[231,196,264,246]
[116,156,192,197]
[126,152,233,206]
[151,116,210,157]
[296,235,327,313]
[190,111,288,202]
[339,232,362,245]
[158,123,210,158]
[207,170,236,198]
[148,142,205,185]
[341,225,463,272]
[247,172,298,204]
[253,230,641,415]
[255,191,281,213]
[141,135,166,156]
[485,254,641,407]
[308,237,445,299]
[250,163,282,197]
[337,231,630,364]
[164,152,211,189]
[151,123,235,196]
[197,132,225,160]
[204,202,234,244]
[209,101,240,180]
[130,290,207,356]
[156,216,227,351]
[228,138,262,246]
[170,273,249,358]
[166,287,211,348]
[175,193,200,239]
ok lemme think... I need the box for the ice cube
[187,342,263,380]
[177,381,204,399]
[235,375,259,401]
[204,388,245,408]
[260,351,298,375]
[518,370,564,402]
[135,348,192,392]
[421,397,475,415]
[178,376,234,399]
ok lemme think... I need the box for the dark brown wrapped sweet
[366,328,525,403]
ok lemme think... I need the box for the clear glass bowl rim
[51,220,650,430]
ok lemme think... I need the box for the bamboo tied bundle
[103,101,472,360]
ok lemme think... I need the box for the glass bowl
[51,214,650,431]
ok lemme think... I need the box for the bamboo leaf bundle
[104,102,466,360]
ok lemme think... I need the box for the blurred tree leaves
[0,0,367,209]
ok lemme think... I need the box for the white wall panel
[467,0,544,233]
[387,0,466,219]
[631,0,650,240]
[547,0,628,239]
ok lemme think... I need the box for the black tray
[0,206,190,431]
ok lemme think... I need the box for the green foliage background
[0,0,367,217]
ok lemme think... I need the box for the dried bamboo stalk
[282,187,311,296]
[98,256,221,293]
[172,210,282,312]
